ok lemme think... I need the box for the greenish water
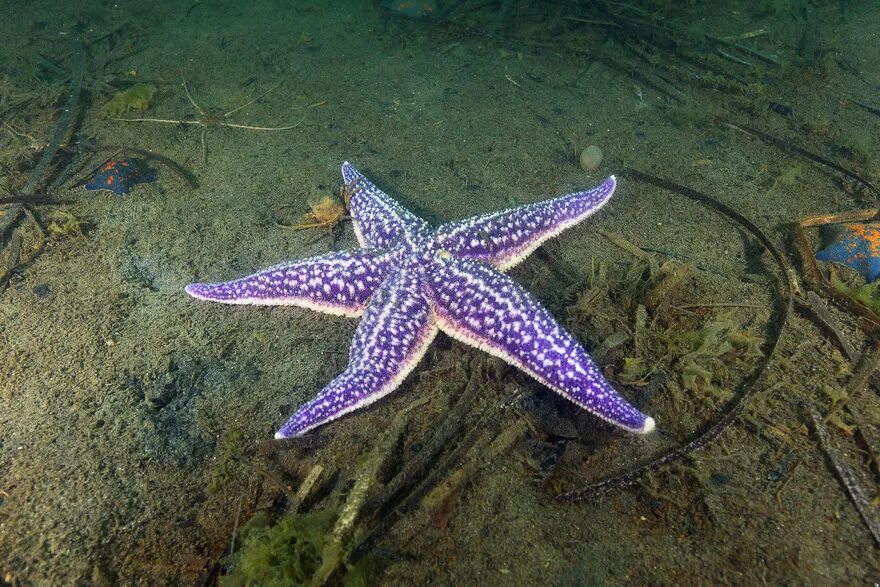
[1,1,878,585]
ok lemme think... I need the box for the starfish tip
[638,416,656,434]
[605,175,617,192]
[184,283,213,300]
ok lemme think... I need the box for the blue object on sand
[815,223,880,282]
[84,159,156,196]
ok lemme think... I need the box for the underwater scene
[1,0,879,584]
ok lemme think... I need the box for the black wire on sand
[721,120,878,197]
[556,168,794,501]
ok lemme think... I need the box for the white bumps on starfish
[186,162,655,438]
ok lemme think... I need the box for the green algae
[207,428,243,495]
[771,163,805,191]
[829,268,880,314]
[568,255,765,416]
[104,83,156,117]
[221,509,373,587]
[46,210,83,237]
[617,312,763,408]
[674,313,764,405]
[618,356,651,385]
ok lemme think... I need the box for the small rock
[579,145,603,172]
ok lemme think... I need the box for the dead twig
[808,408,880,547]
[803,291,859,364]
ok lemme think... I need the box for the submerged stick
[809,409,880,547]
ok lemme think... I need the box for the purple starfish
[186,162,655,439]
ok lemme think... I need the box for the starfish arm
[275,268,437,438]
[433,176,617,271]
[342,162,429,249]
[184,249,395,317]
[427,256,654,434]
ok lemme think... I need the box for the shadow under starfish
[186,162,655,439]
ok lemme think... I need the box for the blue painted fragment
[815,223,880,282]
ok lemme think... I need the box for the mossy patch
[207,428,242,495]
[674,313,763,406]
[568,256,766,428]
[771,163,805,191]
[619,356,651,384]
[829,268,880,314]
[104,83,156,117]
[221,509,374,587]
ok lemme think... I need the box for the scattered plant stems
[1,36,83,292]
[354,367,482,534]
[557,168,793,501]
[21,37,85,196]
[348,364,481,553]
